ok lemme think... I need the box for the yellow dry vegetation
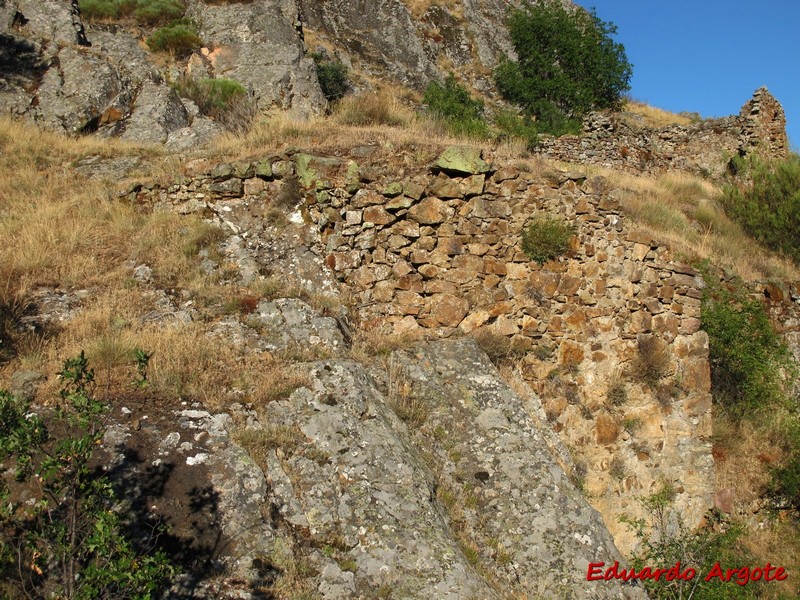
[212,91,475,161]
[623,99,695,128]
[584,166,800,281]
[0,118,301,411]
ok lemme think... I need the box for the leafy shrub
[311,53,349,103]
[147,18,202,56]
[173,77,256,132]
[623,486,761,600]
[495,0,632,135]
[0,353,174,598]
[423,74,490,138]
[521,212,575,264]
[766,421,800,515]
[493,108,539,150]
[700,271,795,417]
[721,153,800,264]
[79,0,185,25]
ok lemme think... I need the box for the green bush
[493,108,539,150]
[521,212,575,264]
[311,53,349,103]
[423,74,490,138]
[173,77,255,132]
[700,270,795,417]
[494,0,632,135]
[147,19,202,56]
[79,0,185,25]
[721,153,800,264]
[0,353,173,598]
[623,486,761,600]
[766,421,800,515]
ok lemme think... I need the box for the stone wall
[130,145,715,550]
[536,87,788,179]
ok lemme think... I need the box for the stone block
[596,413,619,444]
[363,206,395,225]
[429,293,469,327]
[408,197,454,224]
[459,310,491,333]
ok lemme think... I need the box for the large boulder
[35,46,129,134]
[186,0,325,118]
[258,339,646,598]
[120,80,189,143]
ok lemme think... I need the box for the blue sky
[587,1,799,149]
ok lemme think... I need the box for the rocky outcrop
[248,339,646,599]
[537,88,789,178]
[300,0,525,91]
[0,0,325,143]
[184,0,325,117]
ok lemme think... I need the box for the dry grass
[623,99,695,128]
[0,117,305,412]
[590,167,800,280]
[334,90,415,127]
[211,92,483,163]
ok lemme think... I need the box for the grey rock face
[1,0,324,142]
[119,80,189,143]
[186,0,325,117]
[249,297,345,352]
[258,338,646,598]
[14,0,82,46]
[9,370,45,402]
[263,358,499,599]
[36,46,127,133]
[300,0,438,88]
[389,339,647,599]
[299,0,527,89]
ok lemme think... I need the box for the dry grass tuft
[590,166,800,280]
[334,90,414,127]
[623,99,695,128]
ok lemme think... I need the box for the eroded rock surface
[251,338,646,599]
[0,0,324,143]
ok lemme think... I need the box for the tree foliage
[311,53,350,104]
[495,0,632,135]
[423,74,490,138]
[700,271,795,418]
[623,484,761,600]
[0,353,173,599]
[722,153,800,264]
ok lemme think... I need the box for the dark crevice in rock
[11,10,29,29]
[0,33,46,89]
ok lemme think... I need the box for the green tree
[423,74,490,138]
[699,270,795,417]
[495,0,632,135]
[311,53,349,103]
[0,352,173,599]
[622,484,761,600]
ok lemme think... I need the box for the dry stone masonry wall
[537,87,788,179]
[132,144,715,551]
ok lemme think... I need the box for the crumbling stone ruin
[537,87,788,179]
